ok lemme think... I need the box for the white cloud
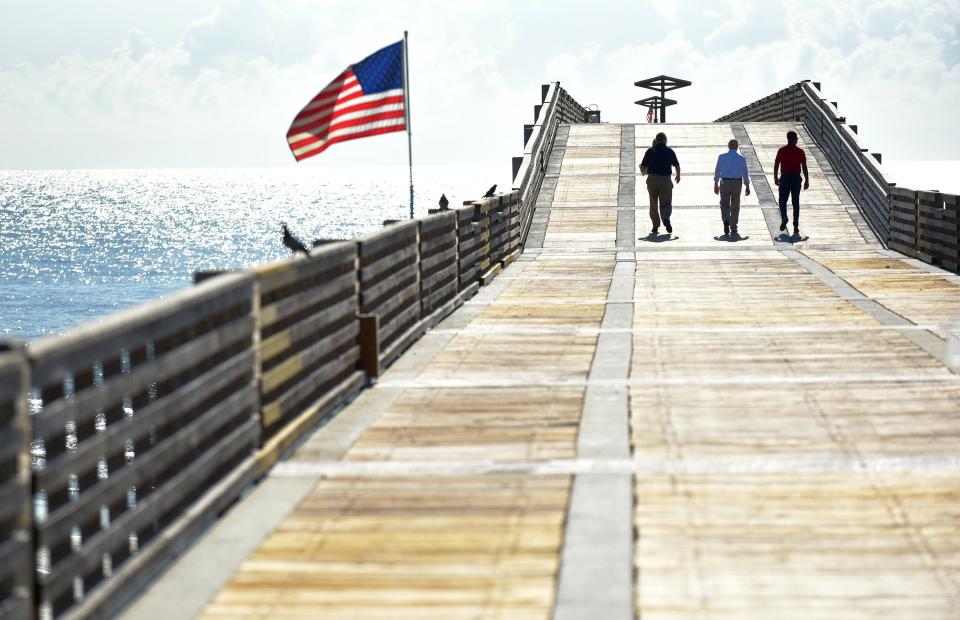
[0,0,956,170]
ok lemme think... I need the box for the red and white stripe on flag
[287,41,406,161]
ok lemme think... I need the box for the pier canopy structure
[2,81,960,620]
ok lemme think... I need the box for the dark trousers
[778,173,802,229]
[646,174,673,229]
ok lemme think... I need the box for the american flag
[646,106,655,123]
[287,40,406,161]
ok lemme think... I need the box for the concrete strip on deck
[554,250,635,620]
[129,122,960,620]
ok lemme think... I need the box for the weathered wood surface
[889,186,919,256]
[196,123,960,619]
[357,221,421,365]
[454,205,482,293]
[256,243,361,448]
[917,191,959,271]
[542,209,616,248]
[419,211,459,316]
[203,475,570,619]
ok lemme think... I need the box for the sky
[1,0,958,188]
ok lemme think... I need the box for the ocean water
[0,166,500,341]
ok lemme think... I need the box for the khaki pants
[719,179,742,232]
[646,174,673,229]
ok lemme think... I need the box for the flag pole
[403,30,414,220]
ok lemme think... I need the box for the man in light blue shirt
[713,139,751,238]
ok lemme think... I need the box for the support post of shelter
[634,75,692,123]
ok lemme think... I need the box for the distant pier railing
[889,189,960,272]
[717,81,960,274]
[1,188,525,619]
[512,82,588,247]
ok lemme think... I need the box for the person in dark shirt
[773,130,809,238]
[639,132,681,236]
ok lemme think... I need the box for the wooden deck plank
[636,175,762,207]
[743,122,810,146]
[202,475,571,619]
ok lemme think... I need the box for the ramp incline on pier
[128,122,960,619]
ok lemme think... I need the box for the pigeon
[482,184,497,198]
[438,194,449,210]
[281,223,310,255]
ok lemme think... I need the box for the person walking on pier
[713,139,751,239]
[640,132,681,236]
[773,130,809,238]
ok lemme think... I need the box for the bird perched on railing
[483,184,497,198]
[281,223,310,255]
[438,194,449,210]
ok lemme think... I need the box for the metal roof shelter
[634,75,692,122]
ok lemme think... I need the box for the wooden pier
[2,81,960,619]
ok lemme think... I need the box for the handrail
[515,83,558,194]
[717,80,960,274]
[515,83,561,246]
[797,82,891,242]
[510,82,588,248]
[716,80,892,244]
[799,83,889,196]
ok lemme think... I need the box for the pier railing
[513,82,587,247]
[717,81,960,274]
[253,243,364,470]
[25,272,260,620]
[889,189,960,272]
[0,187,522,620]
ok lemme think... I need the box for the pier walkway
[126,122,960,619]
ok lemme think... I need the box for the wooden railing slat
[363,279,420,325]
[260,322,359,396]
[260,347,360,429]
[358,245,418,282]
[259,297,356,364]
[255,244,355,296]
[359,267,419,311]
[259,272,356,331]
[357,221,418,259]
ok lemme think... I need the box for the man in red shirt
[773,130,809,238]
